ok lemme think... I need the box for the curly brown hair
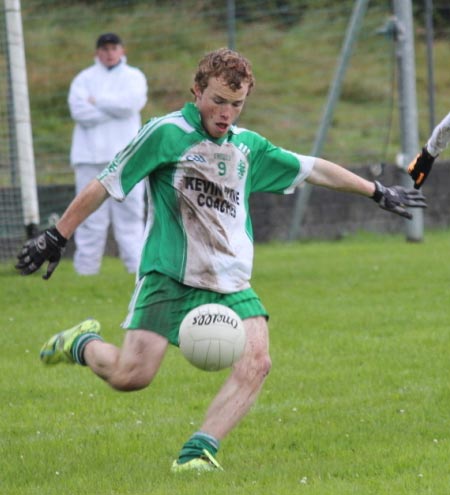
[193,47,255,95]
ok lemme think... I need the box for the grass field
[2,230,450,494]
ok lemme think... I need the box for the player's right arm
[15,180,109,279]
[56,179,109,239]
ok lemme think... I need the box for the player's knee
[250,353,272,383]
[234,350,271,384]
[108,367,155,392]
[257,353,272,378]
[250,338,272,377]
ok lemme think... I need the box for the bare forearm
[56,179,109,239]
[306,158,375,197]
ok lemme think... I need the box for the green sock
[71,333,103,365]
[177,432,220,464]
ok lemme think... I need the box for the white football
[179,303,246,371]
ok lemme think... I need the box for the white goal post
[4,0,39,238]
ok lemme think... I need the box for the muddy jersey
[99,102,314,293]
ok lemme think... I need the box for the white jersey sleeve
[426,112,450,157]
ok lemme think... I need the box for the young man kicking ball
[16,47,426,472]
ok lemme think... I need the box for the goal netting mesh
[0,6,24,261]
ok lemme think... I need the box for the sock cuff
[192,431,220,451]
[72,333,103,365]
[177,431,221,464]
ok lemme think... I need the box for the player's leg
[40,318,169,391]
[73,163,111,275]
[172,316,270,472]
[200,316,270,437]
[40,272,175,389]
[111,180,145,274]
[83,329,169,391]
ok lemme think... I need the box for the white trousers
[73,163,145,275]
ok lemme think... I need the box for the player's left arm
[306,157,426,219]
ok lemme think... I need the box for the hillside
[15,0,450,183]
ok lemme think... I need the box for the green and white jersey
[99,102,314,293]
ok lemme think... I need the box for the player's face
[194,77,249,138]
[96,43,124,68]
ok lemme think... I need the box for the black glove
[372,181,427,220]
[15,227,67,280]
[407,147,436,189]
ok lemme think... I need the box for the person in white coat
[408,112,450,189]
[68,33,148,275]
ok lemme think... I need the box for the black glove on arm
[371,181,427,220]
[407,147,436,189]
[15,227,67,280]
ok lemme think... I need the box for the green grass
[2,230,450,494]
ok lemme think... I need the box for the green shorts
[122,271,268,346]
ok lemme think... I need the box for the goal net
[0,0,39,261]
